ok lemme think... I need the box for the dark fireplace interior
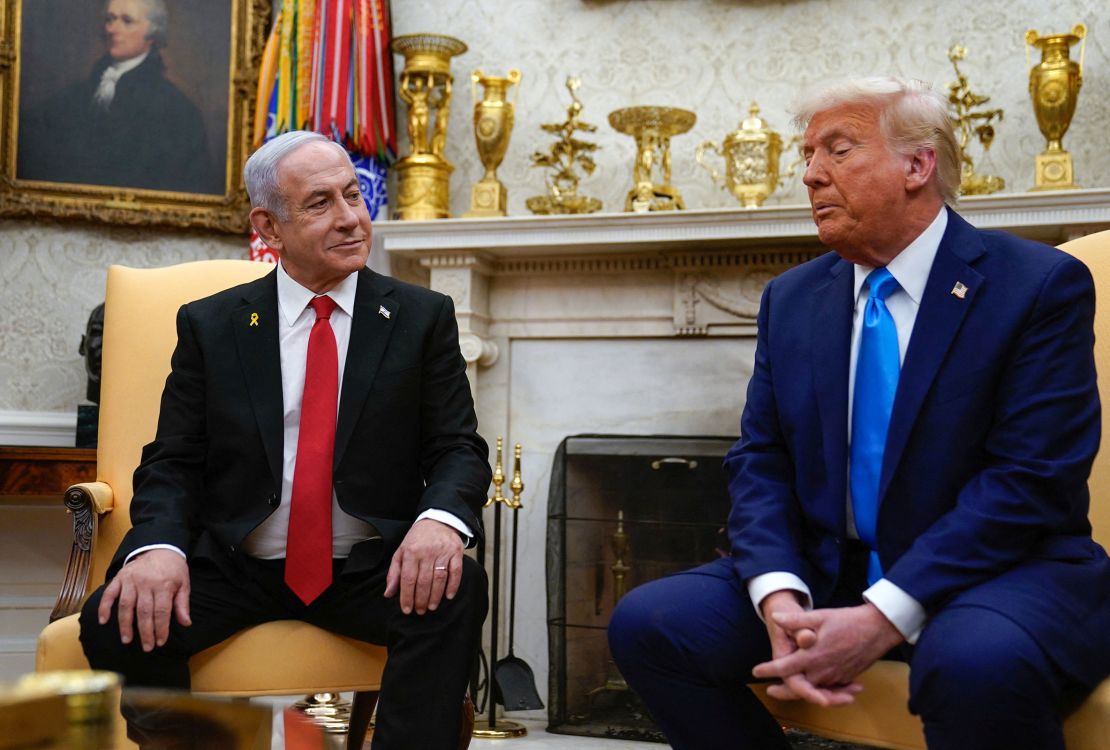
[546,435,735,741]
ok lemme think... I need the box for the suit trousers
[608,553,1084,750]
[79,551,488,749]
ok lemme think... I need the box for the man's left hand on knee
[384,518,466,615]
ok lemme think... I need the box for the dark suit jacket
[725,208,1110,687]
[17,50,218,193]
[109,267,490,581]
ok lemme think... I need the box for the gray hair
[109,0,168,46]
[792,77,960,205]
[244,130,351,220]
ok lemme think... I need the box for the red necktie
[285,295,339,604]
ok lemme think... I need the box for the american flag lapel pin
[951,281,968,300]
[378,305,391,320]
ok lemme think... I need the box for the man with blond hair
[610,77,1110,749]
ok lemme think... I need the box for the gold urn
[465,69,521,217]
[1025,24,1086,190]
[696,102,798,208]
[391,33,468,220]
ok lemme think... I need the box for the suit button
[267,493,279,507]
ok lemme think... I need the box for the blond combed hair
[793,77,960,205]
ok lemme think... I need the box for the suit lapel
[334,269,399,467]
[880,210,985,498]
[231,270,284,489]
[812,257,854,531]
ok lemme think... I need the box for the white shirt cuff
[747,572,813,620]
[123,544,187,566]
[416,509,474,548]
[863,578,927,644]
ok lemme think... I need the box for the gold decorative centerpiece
[391,33,468,220]
[696,102,799,208]
[1025,24,1087,190]
[526,77,603,215]
[609,106,696,212]
[465,69,522,217]
[946,45,1005,195]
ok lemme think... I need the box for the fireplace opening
[545,434,735,741]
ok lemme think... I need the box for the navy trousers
[609,557,1083,750]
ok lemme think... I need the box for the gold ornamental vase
[465,69,521,218]
[696,102,798,208]
[391,33,468,219]
[1025,24,1086,190]
[609,106,696,212]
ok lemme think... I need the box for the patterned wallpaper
[1,0,1106,421]
[0,220,242,414]
[389,0,1109,216]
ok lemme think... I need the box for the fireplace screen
[546,435,735,741]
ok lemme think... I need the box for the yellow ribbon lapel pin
[249,312,259,326]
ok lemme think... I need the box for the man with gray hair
[18,0,217,193]
[610,77,1109,749]
[79,130,491,748]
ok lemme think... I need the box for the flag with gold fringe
[249,0,394,261]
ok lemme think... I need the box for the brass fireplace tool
[474,438,536,739]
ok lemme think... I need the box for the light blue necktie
[851,267,901,586]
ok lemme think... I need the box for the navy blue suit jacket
[725,208,1110,687]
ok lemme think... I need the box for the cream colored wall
[1,0,1107,433]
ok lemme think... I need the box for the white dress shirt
[747,208,948,643]
[128,263,471,565]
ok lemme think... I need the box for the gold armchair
[752,231,1110,750]
[35,261,388,750]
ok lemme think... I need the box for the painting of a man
[16,0,224,195]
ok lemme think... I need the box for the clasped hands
[752,590,904,706]
[99,519,465,651]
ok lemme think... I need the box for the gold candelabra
[946,45,1005,196]
[525,77,603,215]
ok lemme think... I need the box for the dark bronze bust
[78,302,105,404]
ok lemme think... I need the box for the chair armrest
[50,482,115,621]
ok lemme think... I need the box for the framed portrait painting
[0,0,271,232]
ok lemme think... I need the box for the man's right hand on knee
[98,549,191,652]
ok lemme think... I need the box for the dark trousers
[79,553,488,749]
[608,552,1083,750]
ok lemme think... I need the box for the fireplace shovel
[493,482,544,711]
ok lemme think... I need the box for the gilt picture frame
[0,0,271,233]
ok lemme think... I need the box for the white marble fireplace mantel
[373,189,1110,714]
[374,187,1110,370]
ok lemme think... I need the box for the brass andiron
[526,77,603,215]
[1025,24,1086,190]
[946,46,1005,196]
[465,69,522,217]
[573,511,631,722]
[474,438,528,739]
[391,33,468,219]
[609,106,696,212]
[696,102,800,208]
